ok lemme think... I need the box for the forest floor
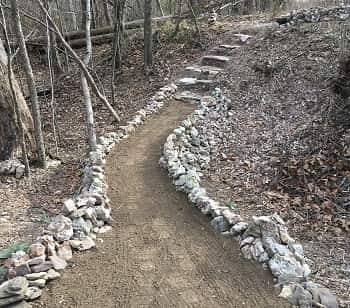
[0,13,349,308]
[202,21,350,306]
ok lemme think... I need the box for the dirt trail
[35,102,288,308]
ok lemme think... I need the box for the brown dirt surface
[33,101,289,308]
[201,22,350,306]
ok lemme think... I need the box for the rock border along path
[161,33,339,308]
[0,84,178,307]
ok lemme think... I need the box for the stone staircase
[175,33,251,94]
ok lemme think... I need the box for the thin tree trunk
[35,0,121,123]
[81,0,86,29]
[49,27,64,75]
[144,0,152,67]
[68,0,78,30]
[103,0,112,25]
[91,0,97,29]
[111,0,125,105]
[156,0,165,16]
[185,0,200,41]
[174,0,183,36]
[82,0,97,151]
[54,0,69,69]
[10,0,47,168]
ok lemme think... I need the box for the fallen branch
[28,15,172,45]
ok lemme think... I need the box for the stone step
[219,44,241,49]
[208,47,236,56]
[200,55,230,68]
[174,91,202,103]
[184,65,223,79]
[233,34,252,44]
[177,77,215,87]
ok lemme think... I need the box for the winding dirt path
[35,102,288,308]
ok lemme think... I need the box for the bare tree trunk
[68,0,78,30]
[82,0,97,151]
[144,0,152,67]
[156,0,165,16]
[81,0,86,29]
[0,4,30,176]
[174,0,183,36]
[103,0,112,25]
[185,0,200,41]
[35,0,121,123]
[10,0,47,168]
[0,39,34,164]
[111,0,125,105]
[91,0,97,29]
[49,27,64,75]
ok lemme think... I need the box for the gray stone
[47,214,73,242]
[210,216,230,233]
[240,236,255,248]
[73,217,93,235]
[27,256,45,267]
[95,206,112,223]
[0,277,28,297]
[201,55,230,68]
[24,286,42,301]
[28,279,46,289]
[30,262,52,273]
[46,269,60,281]
[6,300,32,308]
[240,245,252,260]
[222,209,242,225]
[61,199,77,215]
[289,285,312,307]
[269,254,305,283]
[97,226,112,234]
[14,264,31,277]
[57,242,73,261]
[48,256,67,272]
[0,295,24,307]
[25,273,48,281]
[233,33,252,43]
[219,44,240,49]
[250,238,265,260]
[242,223,261,239]
[70,236,95,251]
[263,237,291,257]
[27,243,45,259]
[230,222,249,235]
[305,283,338,308]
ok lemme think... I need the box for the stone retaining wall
[277,6,350,25]
[0,83,177,308]
[160,88,338,308]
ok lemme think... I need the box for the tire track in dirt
[34,102,289,308]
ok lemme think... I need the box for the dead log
[29,15,172,45]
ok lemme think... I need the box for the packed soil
[201,21,350,306]
[32,102,288,308]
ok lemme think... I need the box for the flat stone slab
[233,34,252,44]
[174,91,202,103]
[177,77,215,87]
[219,44,241,49]
[200,55,230,68]
[184,65,223,79]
